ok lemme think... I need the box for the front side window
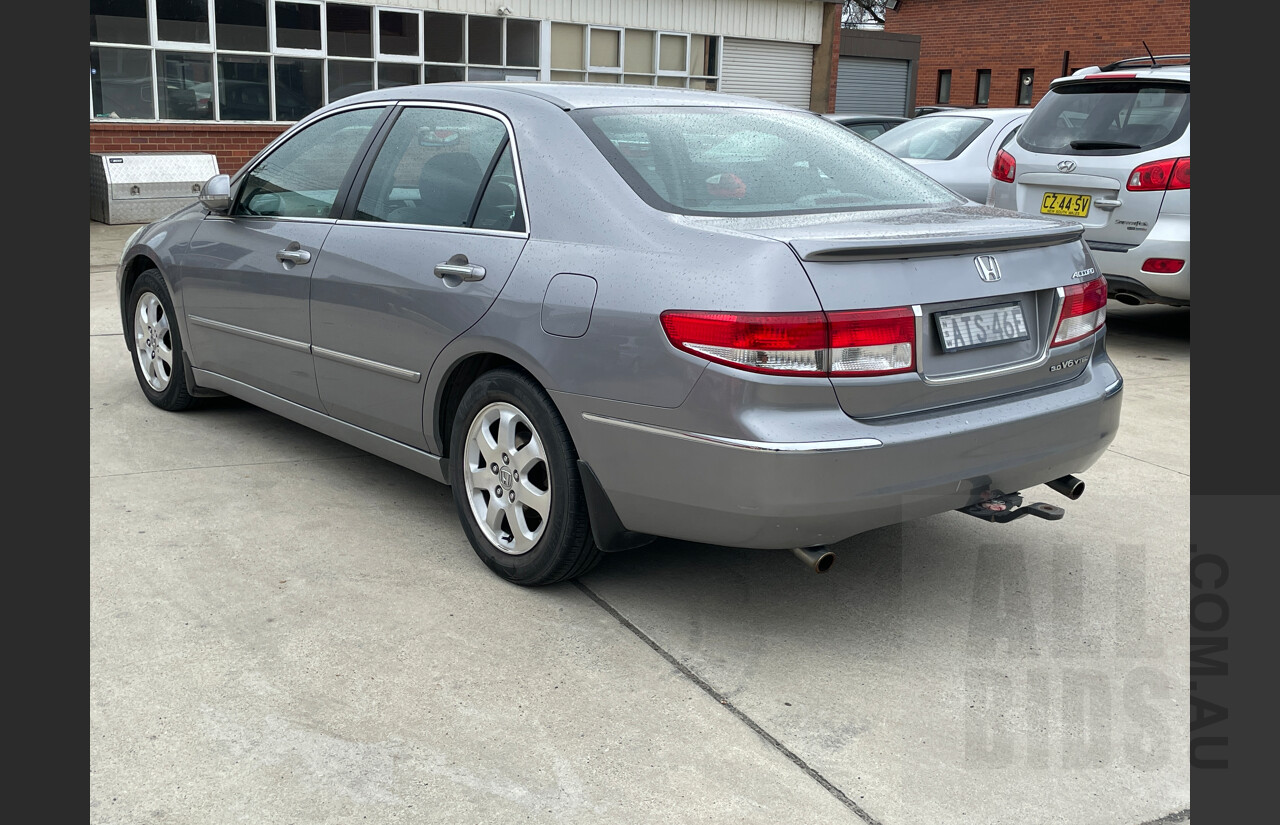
[232,105,384,217]
[1017,81,1191,155]
[578,107,959,217]
[354,106,511,229]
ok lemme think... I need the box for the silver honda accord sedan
[116,83,1122,585]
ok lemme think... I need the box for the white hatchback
[988,56,1190,307]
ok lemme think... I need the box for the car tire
[449,368,601,586]
[127,268,199,412]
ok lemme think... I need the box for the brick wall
[885,0,1190,109]
[89,122,289,176]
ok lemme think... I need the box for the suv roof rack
[1099,54,1190,71]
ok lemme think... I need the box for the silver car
[116,83,1122,586]
[872,107,1030,203]
[988,56,1190,306]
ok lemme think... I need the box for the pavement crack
[1137,808,1190,824]
[573,580,883,825]
[1104,446,1190,477]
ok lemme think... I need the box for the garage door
[835,57,909,115]
[719,38,813,110]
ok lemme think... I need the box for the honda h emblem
[975,255,1002,283]
[1057,160,1077,172]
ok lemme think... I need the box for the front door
[177,105,388,409]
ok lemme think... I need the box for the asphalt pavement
[90,219,1191,825]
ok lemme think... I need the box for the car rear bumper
[1088,211,1190,305]
[555,354,1123,549]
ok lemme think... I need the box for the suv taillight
[1053,278,1107,346]
[992,149,1016,183]
[1128,157,1190,191]
[660,308,916,377]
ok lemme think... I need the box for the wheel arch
[434,352,540,461]
[119,253,163,348]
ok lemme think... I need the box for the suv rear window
[574,106,959,217]
[1017,81,1189,155]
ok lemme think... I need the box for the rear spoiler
[791,225,1084,262]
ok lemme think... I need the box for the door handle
[276,244,312,265]
[434,255,486,282]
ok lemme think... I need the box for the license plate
[934,302,1030,352]
[1040,191,1091,217]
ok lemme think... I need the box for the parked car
[116,83,1121,586]
[988,55,1190,307]
[872,108,1030,203]
[821,112,909,140]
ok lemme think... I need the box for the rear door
[309,103,528,449]
[1007,78,1190,246]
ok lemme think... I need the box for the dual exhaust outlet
[789,474,1086,574]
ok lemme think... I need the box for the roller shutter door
[835,57,909,115]
[719,38,813,110]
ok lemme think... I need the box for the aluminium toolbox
[89,152,220,225]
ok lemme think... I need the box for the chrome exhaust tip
[1046,474,1085,501]
[791,545,835,573]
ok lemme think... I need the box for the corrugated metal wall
[719,37,814,109]
[835,57,909,115]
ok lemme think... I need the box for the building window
[975,69,991,106]
[936,69,951,104]
[90,2,719,122]
[1017,69,1034,106]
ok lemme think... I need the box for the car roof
[914,107,1029,121]
[331,81,800,112]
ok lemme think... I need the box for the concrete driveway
[90,220,1190,825]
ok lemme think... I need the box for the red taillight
[1141,258,1185,274]
[1053,278,1107,346]
[992,148,1016,183]
[1128,157,1190,191]
[827,308,916,376]
[660,307,915,377]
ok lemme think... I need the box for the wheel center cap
[499,467,513,489]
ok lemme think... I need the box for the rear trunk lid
[724,204,1100,418]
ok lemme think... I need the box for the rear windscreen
[1016,81,1190,155]
[574,106,960,217]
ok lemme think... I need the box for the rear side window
[873,116,992,161]
[575,106,959,217]
[353,106,517,230]
[1017,81,1189,155]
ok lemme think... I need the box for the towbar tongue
[958,491,1065,524]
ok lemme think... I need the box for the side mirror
[198,174,232,213]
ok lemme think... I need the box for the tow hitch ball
[959,475,1084,524]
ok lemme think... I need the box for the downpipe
[1046,474,1086,501]
[791,546,835,573]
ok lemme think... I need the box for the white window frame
[655,31,690,77]
[152,0,216,52]
[270,0,326,57]
[374,7,422,63]
[586,25,623,76]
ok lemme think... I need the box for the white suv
[988,55,1190,307]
